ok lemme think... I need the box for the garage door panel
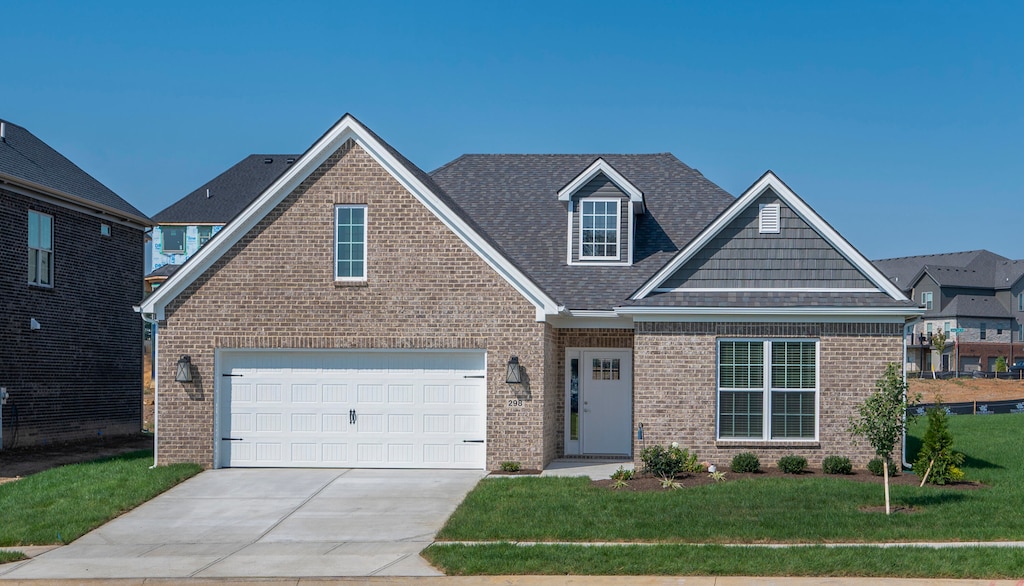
[218,350,486,469]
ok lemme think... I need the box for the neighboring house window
[926,323,933,336]
[197,226,214,248]
[335,205,366,280]
[580,200,619,259]
[921,291,933,310]
[944,322,950,335]
[718,340,818,441]
[980,323,987,340]
[162,227,185,253]
[28,211,53,286]
[1019,293,1023,312]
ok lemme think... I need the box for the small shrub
[822,455,853,475]
[867,458,899,477]
[640,443,701,479]
[731,452,761,473]
[914,404,966,485]
[610,466,634,481]
[500,461,521,473]
[709,470,727,482]
[777,455,808,474]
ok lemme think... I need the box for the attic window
[580,200,620,260]
[759,204,780,234]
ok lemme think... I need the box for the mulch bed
[592,467,985,491]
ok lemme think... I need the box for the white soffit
[631,171,908,302]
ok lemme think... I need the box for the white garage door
[216,350,487,469]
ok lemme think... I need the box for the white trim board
[631,171,908,302]
[139,114,560,321]
[557,157,645,212]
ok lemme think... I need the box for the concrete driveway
[0,468,484,580]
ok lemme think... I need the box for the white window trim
[578,198,621,261]
[334,204,367,281]
[28,210,54,288]
[716,338,820,442]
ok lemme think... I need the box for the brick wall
[156,140,550,470]
[633,321,904,469]
[1,188,144,448]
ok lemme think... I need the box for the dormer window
[581,200,620,260]
[558,158,644,266]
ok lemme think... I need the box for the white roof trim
[556,158,645,212]
[652,287,884,293]
[617,306,923,316]
[139,115,560,320]
[631,171,909,301]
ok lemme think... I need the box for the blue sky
[4,1,1021,260]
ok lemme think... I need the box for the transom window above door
[580,200,619,260]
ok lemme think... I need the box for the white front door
[580,350,632,455]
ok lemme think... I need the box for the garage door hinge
[222,373,243,377]
[463,375,485,379]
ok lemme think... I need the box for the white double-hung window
[718,339,818,441]
[580,199,619,260]
[28,211,53,287]
[335,205,366,281]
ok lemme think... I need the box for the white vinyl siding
[28,211,53,287]
[580,199,619,260]
[718,339,818,441]
[335,205,366,281]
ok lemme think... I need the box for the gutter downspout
[902,316,922,469]
[135,306,159,470]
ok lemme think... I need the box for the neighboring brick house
[875,250,1024,372]
[146,154,298,292]
[0,118,152,449]
[139,115,922,472]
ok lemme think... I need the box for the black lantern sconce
[505,356,523,385]
[175,355,193,383]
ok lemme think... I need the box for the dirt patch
[910,377,1024,404]
[858,505,920,514]
[592,467,984,492]
[0,433,153,485]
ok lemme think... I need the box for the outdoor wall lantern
[506,356,523,385]
[175,355,193,383]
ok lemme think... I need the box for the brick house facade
[1,119,151,449]
[142,115,921,471]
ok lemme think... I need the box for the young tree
[931,329,947,372]
[849,363,919,514]
[914,401,965,485]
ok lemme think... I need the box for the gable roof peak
[556,157,645,212]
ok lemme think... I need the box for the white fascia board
[617,305,924,323]
[547,309,633,329]
[141,115,560,320]
[632,171,908,301]
[556,158,645,212]
[652,287,884,293]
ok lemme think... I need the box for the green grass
[430,414,1024,576]
[0,450,201,546]
[0,550,27,564]
[423,543,1024,579]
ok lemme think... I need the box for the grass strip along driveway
[0,450,201,548]
[425,414,1024,578]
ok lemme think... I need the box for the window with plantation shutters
[718,339,818,441]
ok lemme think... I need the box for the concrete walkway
[0,468,485,580]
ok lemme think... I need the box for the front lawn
[0,450,201,546]
[427,413,1024,577]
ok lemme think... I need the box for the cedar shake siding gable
[156,140,553,469]
[659,190,876,290]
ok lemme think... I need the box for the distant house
[875,250,1024,372]
[0,118,152,449]
[139,114,922,472]
[146,155,298,292]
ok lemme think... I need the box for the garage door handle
[463,440,485,443]
[349,409,357,424]
[222,437,243,441]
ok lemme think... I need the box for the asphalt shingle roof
[430,154,736,310]
[936,295,1011,319]
[874,250,1019,291]
[153,155,300,224]
[0,118,149,222]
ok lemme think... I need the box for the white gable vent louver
[759,203,781,234]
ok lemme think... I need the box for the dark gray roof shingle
[874,250,1015,291]
[0,118,149,223]
[153,155,299,223]
[430,154,736,309]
